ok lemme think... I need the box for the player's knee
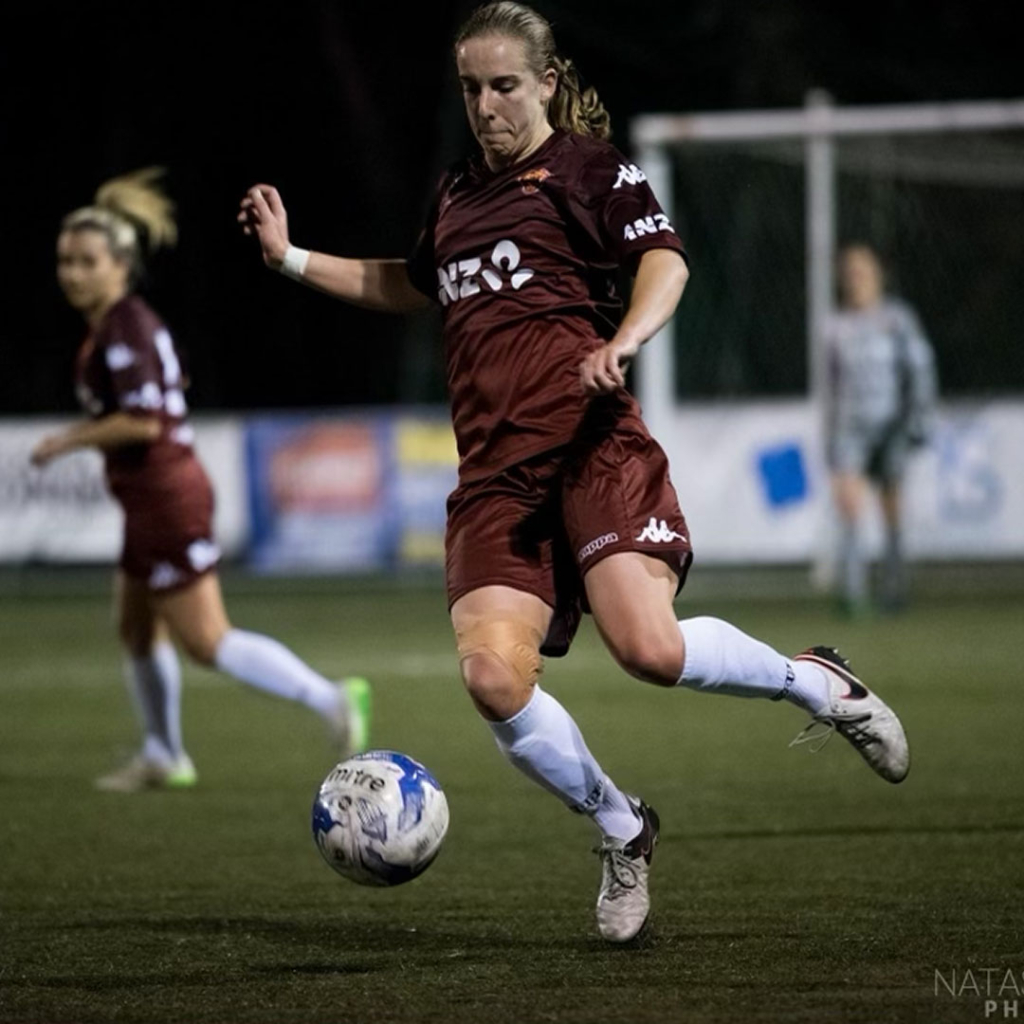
[460,652,525,718]
[175,625,223,668]
[610,630,682,687]
[456,618,543,721]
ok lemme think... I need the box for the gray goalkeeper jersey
[825,297,938,435]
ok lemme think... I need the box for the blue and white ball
[311,750,449,887]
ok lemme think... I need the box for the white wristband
[279,245,311,281]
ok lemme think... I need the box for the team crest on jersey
[516,167,551,194]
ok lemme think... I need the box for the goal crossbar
[632,98,1024,147]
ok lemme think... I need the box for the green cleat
[332,677,372,758]
[95,754,197,793]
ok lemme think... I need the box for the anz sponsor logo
[623,214,675,241]
[436,239,534,307]
[613,163,647,189]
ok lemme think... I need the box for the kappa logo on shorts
[187,539,220,573]
[149,562,185,590]
[635,517,686,544]
[578,532,619,562]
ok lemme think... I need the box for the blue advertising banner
[245,410,457,573]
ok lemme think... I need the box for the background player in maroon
[32,170,370,792]
[240,1,909,942]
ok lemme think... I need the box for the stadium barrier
[2,401,1021,570]
[0,417,248,564]
[651,398,1024,564]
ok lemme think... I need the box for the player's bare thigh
[114,571,170,657]
[584,551,683,687]
[832,471,869,522]
[153,572,231,667]
[450,584,553,721]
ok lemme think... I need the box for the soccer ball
[311,750,449,887]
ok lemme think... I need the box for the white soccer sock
[489,686,640,841]
[126,641,184,762]
[214,629,339,718]
[677,616,828,715]
[840,520,868,605]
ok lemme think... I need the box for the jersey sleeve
[566,145,687,271]
[96,303,170,415]
[898,305,939,433]
[407,170,456,302]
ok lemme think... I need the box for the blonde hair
[62,167,177,279]
[455,2,611,140]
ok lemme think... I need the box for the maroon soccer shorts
[445,427,693,656]
[113,458,220,593]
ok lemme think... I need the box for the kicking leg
[156,573,370,754]
[586,552,908,782]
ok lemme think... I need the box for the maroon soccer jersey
[75,295,199,492]
[408,129,686,482]
[75,295,219,589]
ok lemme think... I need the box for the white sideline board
[0,417,248,563]
[648,399,1024,564]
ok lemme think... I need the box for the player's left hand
[579,337,640,395]
[30,435,66,468]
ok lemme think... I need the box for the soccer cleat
[94,753,197,793]
[789,646,910,783]
[330,677,372,758]
[595,798,660,943]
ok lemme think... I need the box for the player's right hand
[238,184,290,269]
[30,435,66,468]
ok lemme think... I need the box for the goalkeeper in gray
[826,244,938,613]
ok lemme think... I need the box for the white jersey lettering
[436,239,535,306]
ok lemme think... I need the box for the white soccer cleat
[329,677,372,758]
[790,646,910,783]
[595,799,660,943]
[94,753,197,793]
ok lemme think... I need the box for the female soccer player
[33,169,370,792]
[826,244,938,613]
[240,2,909,942]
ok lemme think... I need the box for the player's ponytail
[548,55,610,140]
[62,167,177,284]
[455,2,612,140]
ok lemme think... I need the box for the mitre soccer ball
[311,750,449,887]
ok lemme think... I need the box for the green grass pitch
[1,574,1022,1023]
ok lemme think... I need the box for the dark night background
[3,1,1022,415]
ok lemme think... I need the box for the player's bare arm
[239,184,430,314]
[580,248,689,395]
[30,413,161,467]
